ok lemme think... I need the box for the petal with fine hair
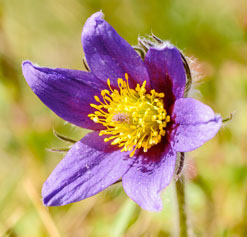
[170,98,222,152]
[145,44,186,107]
[42,132,134,206]
[81,11,150,89]
[22,61,106,130]
[122,144,176,212]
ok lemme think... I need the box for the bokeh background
[0,0,246,236]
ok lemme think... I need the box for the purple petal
[122,143,176,212]
[42,132,134,206]
[81,12,150,89]
[144,43,186,107]
[22,61,106,130]
[169,98,222,152]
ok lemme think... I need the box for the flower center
[88,73,170,157]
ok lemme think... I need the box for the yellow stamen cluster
[88,74,170,157]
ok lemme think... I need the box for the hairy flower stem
[175,171,188,236]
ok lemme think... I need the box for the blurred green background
[0,0,246,236]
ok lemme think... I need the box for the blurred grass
[0,0,246,236]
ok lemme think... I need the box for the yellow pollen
[88,73,170,157]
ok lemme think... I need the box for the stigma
[88,73,170,157]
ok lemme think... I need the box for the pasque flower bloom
[22,12,221,211]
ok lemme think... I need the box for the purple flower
[22,12,221,212]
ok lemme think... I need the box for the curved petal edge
[145,43,186,106]
[22,61,105,130]
[170,98,222,152]
[122,144,176,212]
[42,132,134,206]
[81,12,150,89]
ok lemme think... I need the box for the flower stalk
[175,170,188,237]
